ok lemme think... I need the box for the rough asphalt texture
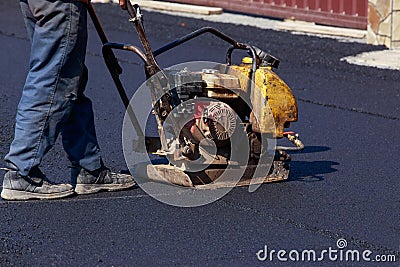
[0,1,399,266]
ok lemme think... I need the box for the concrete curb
[132,0,222,15]
[277,20,366,39]
[97,0,223,15]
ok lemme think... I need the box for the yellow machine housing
[227,57,298,138]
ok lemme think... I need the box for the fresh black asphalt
[0,1,399,265]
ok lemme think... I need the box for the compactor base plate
[135,161,290,189]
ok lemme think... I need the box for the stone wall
[368,0,400,49]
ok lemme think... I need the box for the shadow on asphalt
[283,146,338,182]
[289,145,331,154]
[288,160,339,182]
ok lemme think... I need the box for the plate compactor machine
[88,3,304,189]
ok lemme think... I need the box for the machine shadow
[287,160,339,182]
[288,145,331,154]
[284,146,338,182]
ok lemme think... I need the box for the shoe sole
[1,189,75,201]
[74,180,136,195]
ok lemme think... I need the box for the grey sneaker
[74,166,136,195]
[1,167,74,201]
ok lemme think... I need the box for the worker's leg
[61,65,102,172]
[5,0,95,177]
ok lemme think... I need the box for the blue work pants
[5,0,102,177]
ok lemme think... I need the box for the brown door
[171,0,368,29]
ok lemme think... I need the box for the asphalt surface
[0,1,399,266]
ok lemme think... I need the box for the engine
[158,59,298,167]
